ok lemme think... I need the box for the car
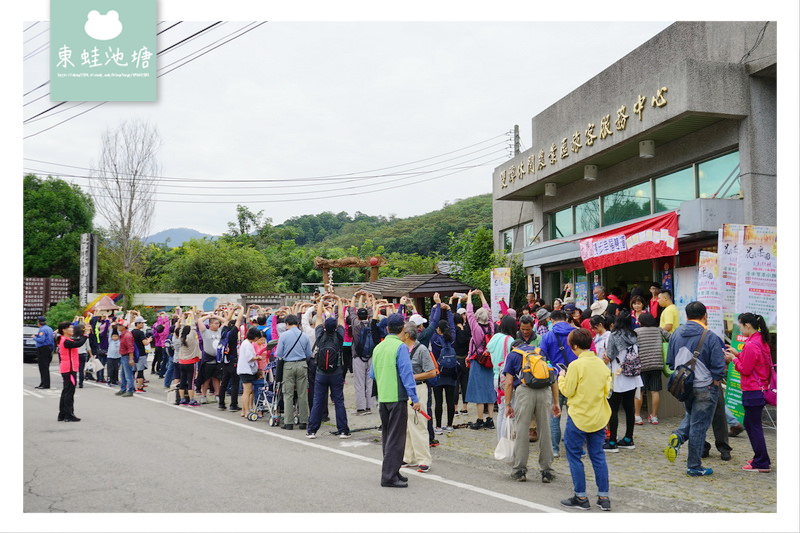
[23,325,40,363]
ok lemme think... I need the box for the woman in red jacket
[57,322,88,422]
[724,313,773,473]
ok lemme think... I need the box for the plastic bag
[494,410,516,464]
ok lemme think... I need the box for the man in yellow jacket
[557,328,613,511]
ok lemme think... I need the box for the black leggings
[433,384,457,427]
[178,364,195,392]
[455,357,469,405]
[608,389,636,441]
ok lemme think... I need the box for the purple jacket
[466,301,493,358]
[153,315,171,347]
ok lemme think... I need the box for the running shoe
[560,495,590,510]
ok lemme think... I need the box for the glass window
[654,167,694,212]
[699,151,740,199]
[524,223,536,246]
[575,198,600,234]
[550,208,573,239]
[502,230,513,253]
[602,182,651,226]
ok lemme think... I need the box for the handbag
[493,411,516,464]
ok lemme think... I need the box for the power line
[23,135,506,185]
[31,155,503,205]
[25,149,505,198]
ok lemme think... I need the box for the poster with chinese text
[696,251,725,339]
[490,268,511,320]
[734,225,777,330]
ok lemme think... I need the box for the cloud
[84,10,123,41]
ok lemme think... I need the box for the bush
[45,295,83,327]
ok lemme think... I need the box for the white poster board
[490,268,512,319]
[735,225,777,329]
[697,251,725,339]
[674,266,698,325]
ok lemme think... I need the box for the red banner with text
[579,211,679,273]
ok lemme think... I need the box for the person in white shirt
[237,327,265,418]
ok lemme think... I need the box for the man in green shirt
[370,313,421,488]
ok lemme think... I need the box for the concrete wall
[492,21,777,250]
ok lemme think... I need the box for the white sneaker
[634,415,644,425]
[444,426,454,432]
[305,432,317,439]
[434,427,444,435]
[649,415,659,425]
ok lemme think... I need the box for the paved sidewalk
[151,362,777,513]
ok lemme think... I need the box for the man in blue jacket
[34,316,55,389]
[664,301,726,476]
[538,310,577,457]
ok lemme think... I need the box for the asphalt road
[21,360,786,524]
[23,362,570,515]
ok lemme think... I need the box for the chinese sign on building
[50,0,156,101]
[579,211,678,273]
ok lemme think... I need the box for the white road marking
[24,389,43,398]
[97,382,566,513]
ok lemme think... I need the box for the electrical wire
[24,148,506,197]
[24,134,506,184]
[35,155,504,205]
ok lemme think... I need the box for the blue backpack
[438,341,458,377]
[216,328,233,363]
[357,322,376,360]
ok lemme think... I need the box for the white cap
[408,314,427,326]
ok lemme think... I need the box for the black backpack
[315,330,343,373]
[357,321,376,360]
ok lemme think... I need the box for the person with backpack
[502,340,560,484]
[724,312,773,473]
[218,304,245,412]
[663,301,726,476]
[538,310,577,457]
[602,312,643,452]
[464,289,497,431]
[306,294,351,439]
[351,295,380,416]
[429,294,459,434]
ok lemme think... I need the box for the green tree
[447,226,495,295]
[163,239,278,293]
[45,295,83,327]
[23,175,94,289]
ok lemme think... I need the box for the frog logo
[84,10,123,41]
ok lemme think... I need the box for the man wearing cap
[131,315,151,393]
[371,313,422,488]
[306,294,351,439]
[115,319,136,397]
[34,317,55,389]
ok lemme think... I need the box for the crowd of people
[32,281,775,510]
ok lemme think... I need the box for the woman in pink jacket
[724,313,773,473]
[57,322,88,422]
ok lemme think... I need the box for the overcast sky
[20,16,680,236]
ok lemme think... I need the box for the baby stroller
[249,358,282,424]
